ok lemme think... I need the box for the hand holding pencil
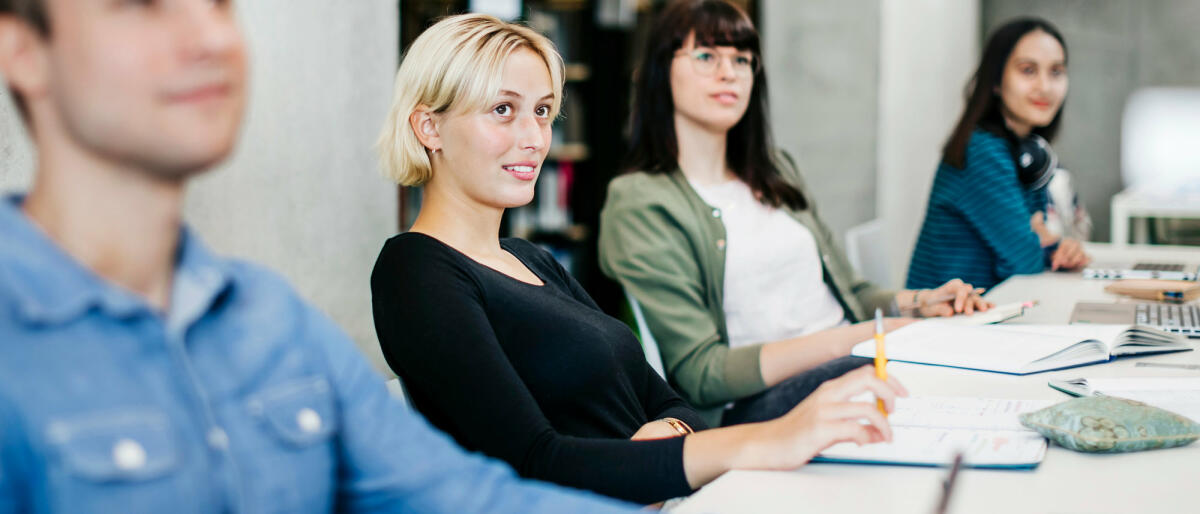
[741,365,908,470]
[899,278,993,317]
[714,310,909,472]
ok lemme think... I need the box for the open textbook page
[851,321,1188,374]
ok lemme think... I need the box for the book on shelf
[507,163,573,238]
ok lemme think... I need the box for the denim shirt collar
[0,194,232,327]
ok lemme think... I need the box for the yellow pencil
[874,308,888,416]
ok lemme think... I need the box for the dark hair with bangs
[0,0,50,123]
[625,0,805,210]
[942,17,1067,169]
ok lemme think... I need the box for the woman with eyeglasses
[598,0,990,429]
[906,18,1090,292]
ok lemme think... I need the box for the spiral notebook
[814,396,1050,469]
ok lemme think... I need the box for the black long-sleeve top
[370,233,708,504]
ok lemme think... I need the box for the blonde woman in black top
[371,13,906,505]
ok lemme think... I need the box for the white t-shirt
[690,178,847,348]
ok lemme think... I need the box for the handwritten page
[885,397,1054,431]
[816,396,1051,468]
[818,427,1048,467]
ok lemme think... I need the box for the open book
[851,321,1191,375]
[814,396,1050,469]
[1049,376,1200,422]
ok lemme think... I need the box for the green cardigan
[597,153,896,426]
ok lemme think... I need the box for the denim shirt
[0,196,634,514]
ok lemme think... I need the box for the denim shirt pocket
[246,376,338,447]
[45,409,179,482]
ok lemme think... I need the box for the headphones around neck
[1015,133,1057,190]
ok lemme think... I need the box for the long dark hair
[625,0,805,210]
[942,17,1068,169]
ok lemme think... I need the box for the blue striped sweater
[906,129,1048,291]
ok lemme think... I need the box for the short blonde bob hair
[377,13,565,186]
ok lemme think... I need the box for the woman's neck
[674,112,735,185]
[408,175,506,260]
[1001,111,1033,138]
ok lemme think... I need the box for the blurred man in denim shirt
[0,1,635,512]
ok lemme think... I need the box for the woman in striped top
[908,17,1090,291]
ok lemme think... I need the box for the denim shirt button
[711,209,721,218]
[207,427,230,450]
[296,408,322,434]
[716,239,726,250]
[113,438,147,471]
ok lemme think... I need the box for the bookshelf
[503,0,592,275]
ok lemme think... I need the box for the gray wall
[983,0,1200,242]
[761,0,1200,284]
[0,92,33,191]
[762,0,979,288]
[0,1,400,375]
[762,0,882,244]
[878,1,980,288]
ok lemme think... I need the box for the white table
[1110,188,1200,247]
[674,244,1200,514]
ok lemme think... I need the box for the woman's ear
[409,105,442,153]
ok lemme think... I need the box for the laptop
[1083,262,1199,281]
[1070,301,1200,338]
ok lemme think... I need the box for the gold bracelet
[661,417,694,436]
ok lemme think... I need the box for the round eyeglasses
[676,47,761,78]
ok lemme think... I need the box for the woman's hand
[1029,211,1089,270]
[631,420,685,441]
[1030,211,1059,247]
[679,366,909,488]
[902,279,993,317]
[1050,237,1090,270]
[732,366,908,470]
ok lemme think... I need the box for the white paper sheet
[1083,377,1200,422]
[816,396,1051,467]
